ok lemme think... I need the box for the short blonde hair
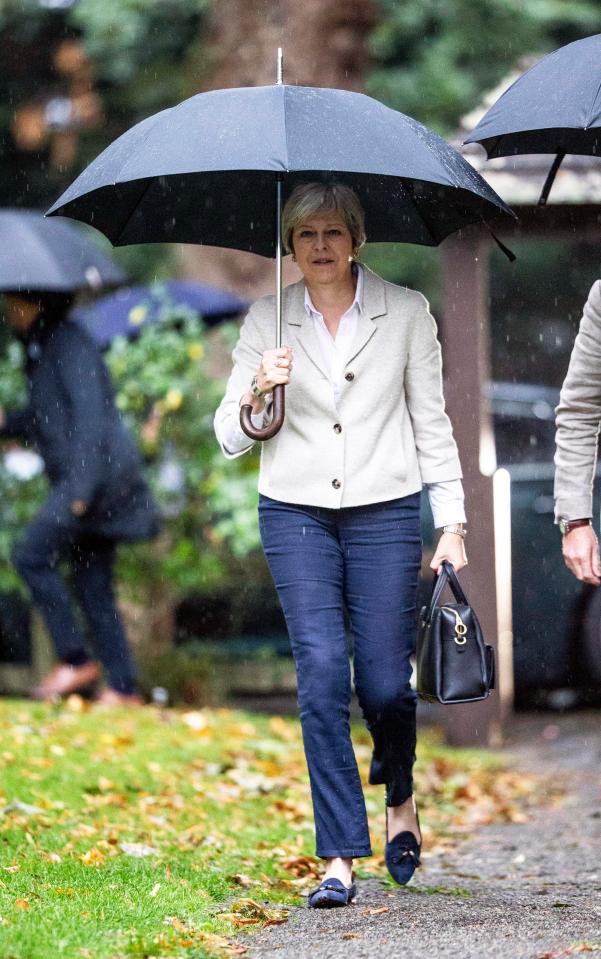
[282,183,366,256]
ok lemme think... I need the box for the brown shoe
[94,688,144,707]
[30,661,101,701]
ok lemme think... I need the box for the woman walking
[215,183,467,906]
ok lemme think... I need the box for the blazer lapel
[284,279,331,381]
[283,266,388,376]
[345,266,387,366]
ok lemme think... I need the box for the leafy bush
[0,338,47,593]
[105,307,261,598]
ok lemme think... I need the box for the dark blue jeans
[12,487,137,694]
[259,493,421,859]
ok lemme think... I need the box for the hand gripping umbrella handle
[239,384,285,441]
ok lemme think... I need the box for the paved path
[241,714,601,959]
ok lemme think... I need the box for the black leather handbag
[416,561,495,704]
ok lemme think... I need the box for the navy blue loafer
[385,829,421,885]
[307,877,357,909]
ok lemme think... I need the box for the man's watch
[558,517,592,536]
[250,375,266,399]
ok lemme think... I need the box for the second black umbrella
[465,33,601,204]
[0,209,125,293]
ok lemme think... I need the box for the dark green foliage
[368,0,601,134]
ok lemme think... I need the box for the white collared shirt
[304,264,363,407]
[220,264,465,527]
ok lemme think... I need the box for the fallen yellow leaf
[79,846,105,866]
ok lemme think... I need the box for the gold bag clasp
[441,606,468,645]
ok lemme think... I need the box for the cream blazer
[555,279,601,521]
[214,266,462,509]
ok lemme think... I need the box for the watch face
[559,518,568,535]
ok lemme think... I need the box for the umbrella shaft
[276,174,283,349]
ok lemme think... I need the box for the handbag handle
[423,561,469,625]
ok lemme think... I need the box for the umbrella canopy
[71,280,248,348]
[0,208,125,293]
[47,83,512,255]
[465,34,601,203]
[47,73,513,441]
[466,34,601,158]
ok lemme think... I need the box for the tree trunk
[180,0,375,299]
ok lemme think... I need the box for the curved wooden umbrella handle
[239,384,285,441]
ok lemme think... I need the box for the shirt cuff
[426,478,466,528]
[221,410,265,455]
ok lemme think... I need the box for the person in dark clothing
[0,292,160,703]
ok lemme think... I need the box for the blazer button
[345,371,354,381]
[332,479,341,489]
[333,423,342,433]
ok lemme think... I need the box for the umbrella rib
[107,105,192,243]
[401,184,438,245]
[587,77,601,131]
[110,106,175,185]
[113,176,160,245]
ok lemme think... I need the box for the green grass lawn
[0,698,542,959]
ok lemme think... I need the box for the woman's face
[292,211,354,289]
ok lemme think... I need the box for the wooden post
[439,230,505,746]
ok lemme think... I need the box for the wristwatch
[442,523,466,539]
[250,375,266,399]
[558,517,592,536]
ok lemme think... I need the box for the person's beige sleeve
[213,300,273,459]
[404,294,462,485]
[554,279,601,521]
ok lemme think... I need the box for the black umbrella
[465,33,601,204]
[48,53,512,440]
[0,208,125,293]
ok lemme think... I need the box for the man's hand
[70,499,88,517]
[562,524,601,585]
